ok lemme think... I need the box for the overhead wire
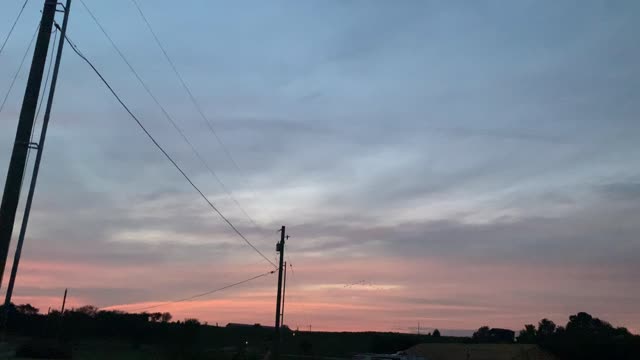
[0,0,30,58]
[0,24,55,231]
[34,27,57,126]
[0,23,39,115]
[117,269,277,312]
[78,0,276,267]
[128,0,270,229]
[63,34,277,269]
[19,27,57,196]
[282,260,310,332]
[80,0,259,232]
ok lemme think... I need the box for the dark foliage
[472,326,491,342]
[2,303,294,358]
[516,324,537,344]
[3,302,462,357]
[517,312,640,360]
[6,302,638,359]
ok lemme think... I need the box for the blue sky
[0,0,639,332]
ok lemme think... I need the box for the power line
[283,260,311,332]
[19,28,57,197]
[128,0,268,228]
[80,0,264,236]
[0,23,39,115]
[119,269,276,312]
[34,28,57,126]
[0,0,29,58]
[64,34,277,269]
[0,26,55,256]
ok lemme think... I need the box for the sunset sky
[1,0,639,335]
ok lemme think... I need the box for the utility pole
[60,288,67,314]
[0,0,58,288]
[4,0,72,312]
[272,226,286,360]
[280,260,288,327]
[57,288,67,339]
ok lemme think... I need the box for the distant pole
[0,0,58,289]
[280,260,288,327]
[4,0,72,311]
[272,226,286,360]
[60,288,67,313]
[57,288,67,339]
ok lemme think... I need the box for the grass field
[407,343,558,360]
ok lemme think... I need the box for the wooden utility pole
[0,0,58,288]
[4,0,72,311]
[57,288,67,339]
[60,288,67,314]
[280,260,287,327]
[272,226,286,359]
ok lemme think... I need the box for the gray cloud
[597,182,640,201]
[290,186,640,269]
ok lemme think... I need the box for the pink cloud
[7,256,640,333]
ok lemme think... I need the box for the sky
[0,0,639,335]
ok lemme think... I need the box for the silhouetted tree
[521,312,640,360]
[537,318,556,341]
[16,304,39,315]
[517,324,537,343]
[161,312,172,323]
[432,329,441,337]
[147,312,162,322]
[184,318,201,326]
[75,305,98,317]
[472,326,491,342]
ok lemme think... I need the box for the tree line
[1,302,272,359]
[3,303,639,359]
[471,312,640,359]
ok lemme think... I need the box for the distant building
[488,328,515,343]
